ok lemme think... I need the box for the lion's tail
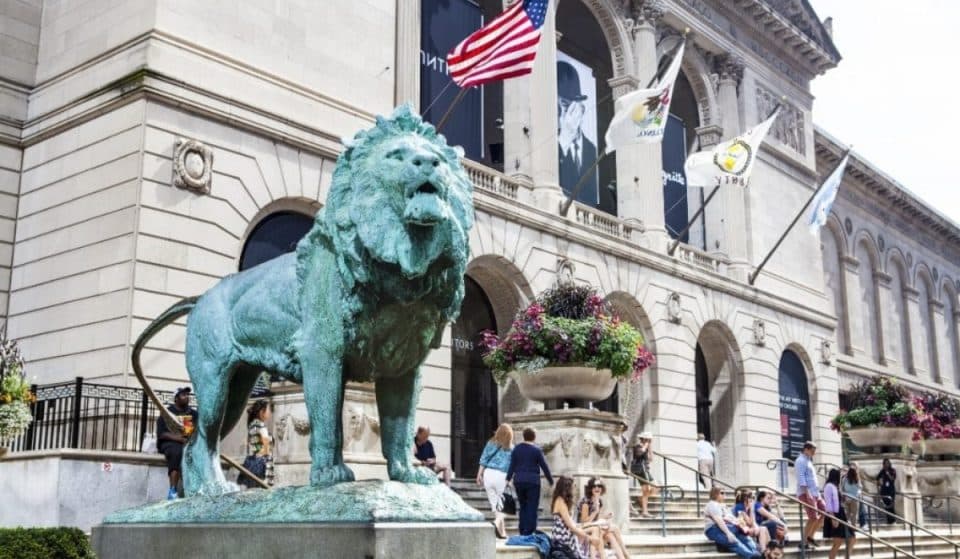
[132,296,199,434]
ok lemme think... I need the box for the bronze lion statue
[133,105,473,495]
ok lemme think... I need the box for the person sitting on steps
[703,486,762,559]
[413,425,451,485]
[577,477,630,559]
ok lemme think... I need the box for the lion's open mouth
[415,182,438,195]
[403,181,445,226]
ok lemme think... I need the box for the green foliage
[830,376,921,432]
[0,527,96,559]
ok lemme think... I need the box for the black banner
[779,350,811,460]
[420,0,483,160]
[662,114,689,242]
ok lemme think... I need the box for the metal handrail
[652,450,921,559]
[624,469,685,537]
[925,495,960,535]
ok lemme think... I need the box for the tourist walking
[238,399,275,488]
[877,458,897,524]
[577,477,630,559]
[840,463,862,530]
[156,386,198,500]
[507,427,554,535]
[696,433,717,489]
[702,486,761,559]
[477,423,513,539]
[795,441,824,550]
[550,476,603,559]
[823,468,855,559]
[631,431,656,518]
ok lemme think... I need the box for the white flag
[603,42,685,153]
[807,154,849,233]
[684,106,781,188]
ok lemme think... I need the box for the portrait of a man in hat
[556,54,599,205]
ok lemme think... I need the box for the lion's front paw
[389,464,440,485]
[310,463,355,488]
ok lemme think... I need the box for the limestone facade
[0,0,956,490]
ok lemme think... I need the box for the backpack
[548,541,579,559]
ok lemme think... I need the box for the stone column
[930,299,945,384]
[841,256,864,356]
[904,287,927,376]
[529,0,563,211]
[616,2,668,251]
[875,272,894,367]
[394,0,420,108]
[708,55,749,279]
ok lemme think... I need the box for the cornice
[815,128,960,247]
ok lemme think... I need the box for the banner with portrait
[556,51,599,206]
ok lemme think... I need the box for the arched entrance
[239,211,314,271]
[694,322,744,480]
[778,350,812,460]
[450,276,499,478]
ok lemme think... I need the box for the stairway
[449,480,960,558]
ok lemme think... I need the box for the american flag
[447,0,549,89]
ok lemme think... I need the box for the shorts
[798,493,824,521]
[159,442,184,474]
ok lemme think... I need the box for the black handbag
[548,541,579,559]
[499,487,517,515]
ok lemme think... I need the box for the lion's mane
[295,105,473,338]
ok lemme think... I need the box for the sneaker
[806,538,819,550]
[167,487,178,500]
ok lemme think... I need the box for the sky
[807,0,960,226]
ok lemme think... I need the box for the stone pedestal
[917,461,960,524]
[505,409,629,531]
[273,381,387,484]
[93,522,494,559]
[857,454,923,525]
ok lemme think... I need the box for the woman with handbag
[237,399,274,488]
[477,423,514,539]
[631,432,656,518]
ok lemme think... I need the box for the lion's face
[327,118,473,280]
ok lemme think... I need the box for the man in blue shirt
[795,441,824,549]
[507,427,554,535]
[414,426,451,485]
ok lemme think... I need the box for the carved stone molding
[608,75,640,99]
[173,138,213,194]
[695,124,723,149]
[874,271,892,286]
[714,54,745,85]
[556,258,576,286]
[820,339,833,364]
[666,292,682,324]
[755,85,806,155]
[628,0,665,26]
[844,217,853,234]
[752,318,766,346]
[840,255,860,271]
[878,235,886,252]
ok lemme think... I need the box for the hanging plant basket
[511,365,616,404]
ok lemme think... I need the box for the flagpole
[666,102,783,257]
[559,38,686,217]
[436,87,470,132]
[747,146,853,286]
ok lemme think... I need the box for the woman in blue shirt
[507,427,554,536]
[476,423,514,539]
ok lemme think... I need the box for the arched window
[239,211,314,271]
[918,271,940,383]
[944,283,960,388]
[820,227,848,354]
[556,0,615,214]
[889,258,914,374]
[854,240,882,363]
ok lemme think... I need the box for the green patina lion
[133,105,473,496]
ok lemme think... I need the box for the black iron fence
[6,377,177,453]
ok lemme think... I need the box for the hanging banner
[779,351,811,460]
[557,50,599,206]
[662,114,688,242]
[420,0,483,160]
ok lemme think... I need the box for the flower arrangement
[479,283,654,384]
[914,392,960,441]
[830,376,922,433]
[0,335,33,441]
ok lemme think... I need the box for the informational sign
[420,0,483,160]
[662,114,688,242]
[779,350,811,460]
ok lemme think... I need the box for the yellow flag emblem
[712,140,753,176]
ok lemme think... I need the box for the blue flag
[807,154,849,233]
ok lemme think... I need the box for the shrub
[915,391,960,441]
[0,527,96,559]
[480,284,654,384]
